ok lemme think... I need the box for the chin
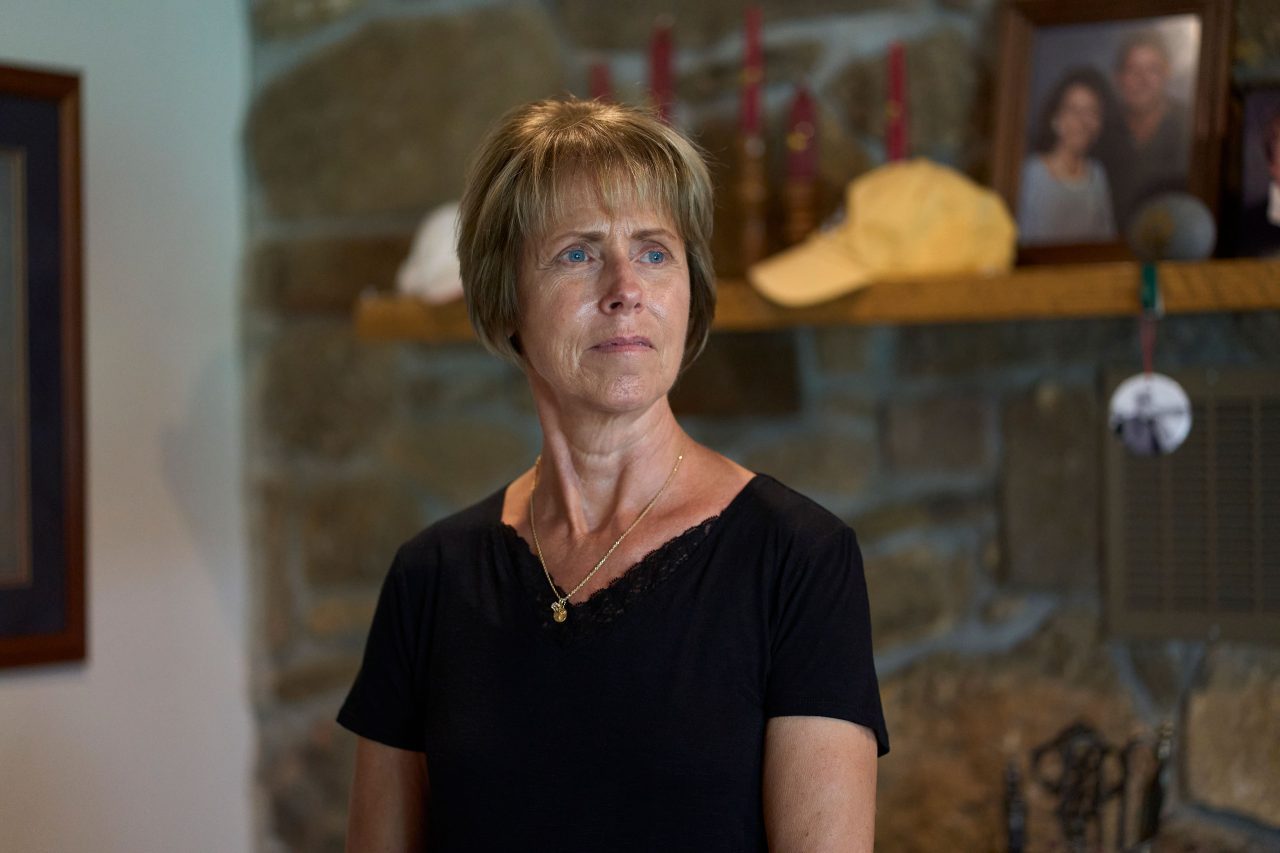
[591,374,674,414]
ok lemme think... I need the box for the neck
[1126,102,1166,142]
[530,389,686,539]
[1045,147,1086,177]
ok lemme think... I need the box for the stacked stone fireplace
[244,1,1280,850]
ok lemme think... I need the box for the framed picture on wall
[0,64,85,669]
[1231,84,1280,258]
[991,0,1233,263]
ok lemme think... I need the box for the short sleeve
[764,526,889,756]
[337,547,428,751]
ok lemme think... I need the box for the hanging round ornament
[1105,193,1208,457]
[1125,192,1217,262]
[1108,372,1192,457]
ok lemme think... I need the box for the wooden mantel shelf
[355,259,1280,342]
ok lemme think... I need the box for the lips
[592,335,654,352]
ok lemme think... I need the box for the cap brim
[746,234,873,307]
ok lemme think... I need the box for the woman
[339,97,888,852]
[1017,67,1117,245]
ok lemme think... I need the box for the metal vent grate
[1105,370,1280,642]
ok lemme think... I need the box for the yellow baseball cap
[747,159,1016,307]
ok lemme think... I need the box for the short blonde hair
[457,98,717,369]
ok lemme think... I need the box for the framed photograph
[992,0,1233,263]
[0,64,84,669]
[1232,84,1280,257]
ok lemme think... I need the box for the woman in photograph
[339,97,888,852]
[1017,67,1117,245]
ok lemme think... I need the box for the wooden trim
[356,259,1280,342]
[991,2,1034,238]
[0,64,85,669]
[58,70,85,667]
[0,63,79,101]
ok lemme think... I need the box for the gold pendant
[551,601,568,623]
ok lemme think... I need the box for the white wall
[0,3,252,851]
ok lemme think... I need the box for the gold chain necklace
[529,452,684,624]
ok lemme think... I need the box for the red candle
[589,60,612,102]
[886,41,908,161]
[649,17,673,123]
[741,5,763,134]
[786,85,817,181]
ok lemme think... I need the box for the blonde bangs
[510,124,690,246]
[457,98,716,370]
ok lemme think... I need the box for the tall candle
[886,41,908,161]
[786,85,817,181]
[649,17,673,123]
[589,60,613,102]
[784,85,819,245]
[741,5,763,134]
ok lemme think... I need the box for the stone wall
[244,1,1280,850]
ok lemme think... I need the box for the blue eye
[564,248,588,263]
[644,250,667,263]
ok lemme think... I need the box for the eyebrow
[544,227,678,244]
[546,230,606,244]
[633,228,679,242]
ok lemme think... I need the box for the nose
[599,254,643,315]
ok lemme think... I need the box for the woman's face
[514,175,690,416]
[1053,84,1104,155]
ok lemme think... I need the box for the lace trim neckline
[497,474,762,636]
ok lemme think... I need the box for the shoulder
[1019,158,1055,200]
[1155,100,1192,142]
[1021,156,1048,183]
[740,475,855,553]
[391,486,506,576]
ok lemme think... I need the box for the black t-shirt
[338,473,889,852]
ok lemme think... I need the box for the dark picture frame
[992,0,1233,264]
[0,64,85,669]
[1227,82,1280,257]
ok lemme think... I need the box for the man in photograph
[1096,30,1192,232]
[1240,109,1280,257]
